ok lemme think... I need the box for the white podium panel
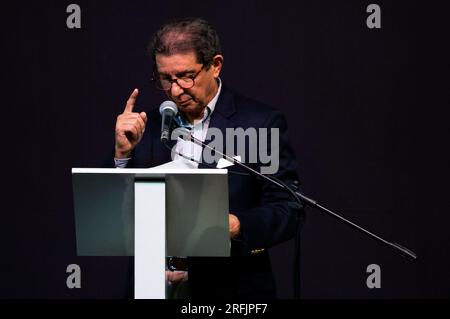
[134,181,165,299]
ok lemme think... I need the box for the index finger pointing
[124,88,139,113]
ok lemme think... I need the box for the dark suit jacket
[120,85,301,299]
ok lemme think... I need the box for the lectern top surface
[72,168,228,177]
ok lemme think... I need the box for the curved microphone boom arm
[172,128,418,261]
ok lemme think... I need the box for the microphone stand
[168,130,417,298]
[181,133,417,258]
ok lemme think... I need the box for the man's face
[155,52,222,118]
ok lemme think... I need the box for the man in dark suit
[114,17,302,299]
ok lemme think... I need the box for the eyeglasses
[151,65,205,91]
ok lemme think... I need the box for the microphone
[159,101,178,143]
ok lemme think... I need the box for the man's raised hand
[115,88,148,158]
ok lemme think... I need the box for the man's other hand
[229,213,241,239]
[166,270,188,284]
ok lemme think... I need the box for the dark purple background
[1,0,449,298]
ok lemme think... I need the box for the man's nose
[169,81,184,97]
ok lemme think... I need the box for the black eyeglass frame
[151,64,206,91]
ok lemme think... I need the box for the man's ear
[211,55,224,78]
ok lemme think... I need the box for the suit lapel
[199,85,237,168]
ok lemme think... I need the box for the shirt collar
[207,77,221,115]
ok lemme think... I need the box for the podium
[71,168,230,299]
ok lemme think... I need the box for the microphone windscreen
[159,100,178,115]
